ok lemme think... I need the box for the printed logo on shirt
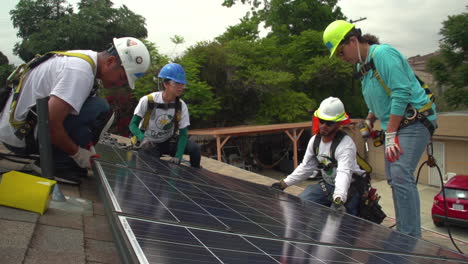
[156,114,174,131]
[317,154,335,176]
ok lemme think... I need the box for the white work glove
[169,157,181,165]
[70,147,97,169]
[385,132,403,162]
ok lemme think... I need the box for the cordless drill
[358,120,384,147]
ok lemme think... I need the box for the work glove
[70,147,98,169]
[139,138,156,150]
[330,197,346,214]
[271,180,287,191]
[169,157,181,165]
[384,131,403,162]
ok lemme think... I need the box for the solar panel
[93,144,468,263]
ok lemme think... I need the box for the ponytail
[361,34,380,45]
[344,28,380,45]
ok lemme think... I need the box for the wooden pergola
[189,122,312,168]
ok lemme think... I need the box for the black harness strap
[155,102,176,110]
[312,130,346,166]
[354,59,376,80]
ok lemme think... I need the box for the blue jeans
[385,121,432,238]
[298,181,360,216]
[5,97,110,169]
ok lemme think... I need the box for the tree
[216,16,260,43]
[256,89,315,124]
[169,35,185,58]
[427,13,468,109]
[10,0,147,61]
[222,0,345,43]
[0,52,15,88]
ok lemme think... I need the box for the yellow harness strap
[8,52,95,131]
[142,94,154,130]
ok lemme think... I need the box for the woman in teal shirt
[323,20,437,237]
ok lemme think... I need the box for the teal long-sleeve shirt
[129,114,188,159]
[359,44,436,131]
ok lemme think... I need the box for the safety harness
[312,130,385,223]
[131,93,181,146]
[354,46,436,135]
[312,130,372,200]
[312,130,372,174]
[6,52,96,142]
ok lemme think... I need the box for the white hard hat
[314,97,347,121]
[113,37,150,89]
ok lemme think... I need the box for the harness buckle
[405,106,418,120]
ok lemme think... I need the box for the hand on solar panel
[271,180,287,191]
[331,197,346,214]
[169,157,181,165]
[70,147,95,169]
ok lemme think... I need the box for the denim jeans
[385,121,432,238]
[140,139,201,168]
[55,96,110,168]
[298,181,360,216]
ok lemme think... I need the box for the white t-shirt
[283,134,365,202]
[0,50,97,148]
[133,91,190,143]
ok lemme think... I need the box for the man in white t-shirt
[0,37,150,184]
[271,97,365,215]
[129,63,201,168]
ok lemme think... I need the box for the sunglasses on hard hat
[319,119,337,126]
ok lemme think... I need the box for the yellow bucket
[0,171,56,215]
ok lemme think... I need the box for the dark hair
[343,28,380,45]
[361,34,380,45]
[102,43,123,62]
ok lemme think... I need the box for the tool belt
[400,105,435,135]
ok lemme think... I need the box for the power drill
[358,120,384,147]
[372,130,384,147]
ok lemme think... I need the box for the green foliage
[299,56,367,118]
[427,12,468,109]
[10,0,148,61]
[179,57,221,123]
[216,16,260,43]
[0,52,15,87]
[256,89,315,124]
[222,0,345,44]
[440,13,468,54]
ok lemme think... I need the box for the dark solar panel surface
[120,216,466,264]
[94,144,468,263]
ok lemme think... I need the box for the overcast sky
[0,0,465,65]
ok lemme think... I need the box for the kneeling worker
[129,63,201,168]
[0,37,151,185]
[271,97,365,215]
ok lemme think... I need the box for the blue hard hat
[158,63,187,85]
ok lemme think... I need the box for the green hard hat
[323,20,355,58]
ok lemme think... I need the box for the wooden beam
[215,135,231,162]
[285,129,305,168]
